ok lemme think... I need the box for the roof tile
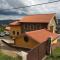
[5,27,10,31]
[20,13,55,23]
[25,29,58,43]
[9,20,20,25]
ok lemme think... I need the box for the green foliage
[53,47,60,57]
[45,47,60,60]
[0,27,4,32]
[0,51,22,60]
[46,56,60,60]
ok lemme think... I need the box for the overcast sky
[0,0,60,20]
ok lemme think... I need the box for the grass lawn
[0,51,22,60]
[0,27,4,32]
[45,47,60,60]
[53,47,60,57]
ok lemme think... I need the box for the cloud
[20,0,58,6]
[26,1,60,18]
[0,0,60,19]
[0,0,13,9]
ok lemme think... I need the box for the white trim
[16,51,28,60]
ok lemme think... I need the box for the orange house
[2,14,58,60]
[9,13,58,48]
[15,29,58,48]
[9,20,21,39]
[2,29,58,60]
[10,13,57,38]
[19,13,57,33]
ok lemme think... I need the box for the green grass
[0,27,4,32]
[45,47,60,60]
[0,51,22,60]
[53,47,60,57]
[46,56,60,60]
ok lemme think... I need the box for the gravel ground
[0,36,17,57]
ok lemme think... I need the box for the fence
[27,40,50,60]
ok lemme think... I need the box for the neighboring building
[9,13,57,39]
[8,13,58,48]
[19,13,57,33]
[5,26,10,31]
[9,20,21,38]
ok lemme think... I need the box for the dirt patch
[0,40,17,57]
[1,49,17,57]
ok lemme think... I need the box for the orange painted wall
[10,25,21,38]
[15,37,38,48]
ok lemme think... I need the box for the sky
[0,0,60,20]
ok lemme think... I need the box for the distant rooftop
[9,20,20,25]
[5,26,10,31]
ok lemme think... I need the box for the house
[8,13,58,47]
[9,20,21,38]
[17,36,51,60]
[2,29,58,60]
[19,13,57,33]
[14,29,58,49]
[5,26,10,31]
[2,13,58,60]
[9,13,57,39]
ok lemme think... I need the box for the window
[30,24,33,31]
[24,36,29,42]
[13,31,15,35]
[17,32,19,35]
[33,24,37,30]
[40,23,47,29]
[37,24,41,29]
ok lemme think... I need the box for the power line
[13,0,60,9]
[0,0,60,10]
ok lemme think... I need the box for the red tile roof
[20,13,55,23]
[25,29,58,43]
[5,27,10,31]
[9,20,20,25]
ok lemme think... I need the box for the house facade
[14,29,58,49]
[4,13,58,60]
[9,14,57,38]
[16,29,58,60]
[16,37,51,60]
[2,29,58,60]
[9,21,21,39]
[9,13,58,48]
[20,13,57,33]
[21,23,48,33]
